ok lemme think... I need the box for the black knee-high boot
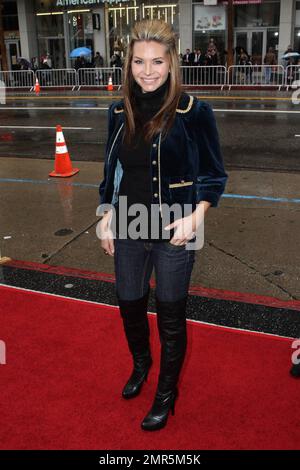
[290,362,300,378]
[141,294,188,431]
[117,287,153,399]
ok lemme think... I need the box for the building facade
[1,0,299,70]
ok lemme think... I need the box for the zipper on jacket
[107,122,124,165]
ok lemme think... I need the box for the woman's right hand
[99,210,115,256]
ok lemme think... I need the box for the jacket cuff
[196,191,221,208]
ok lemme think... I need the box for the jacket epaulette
[175,93,194,113]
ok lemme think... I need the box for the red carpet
[0,285,299,450]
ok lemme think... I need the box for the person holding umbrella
[98,19,228,431]
[282,45,299,64]
[74,55,86,71]
[70,47,92,70]
[282,45,300,84]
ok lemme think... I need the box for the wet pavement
[1,89,300,171]
[0,89,299,336]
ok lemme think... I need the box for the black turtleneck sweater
[114,76,171,242]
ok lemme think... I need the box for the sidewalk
[3,87,296,99]
[0,157,299,301]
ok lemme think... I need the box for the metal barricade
[77,67,123,90]
[180,66,226,89]
[35,68,78,90]
[0,70,35,90]
[3,65,296,92]
[285,65,300,90]
[227,65,284,90]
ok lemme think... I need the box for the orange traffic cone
[34,77,40,95]
[49,125,79,177]
[107,75,113,91]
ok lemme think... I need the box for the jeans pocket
[166,241,186,249]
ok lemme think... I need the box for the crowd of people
[8,39,300,87]
[14,51,116,72]
[180,39,222,68]
[235,44,300,85]
[14,54,53,72]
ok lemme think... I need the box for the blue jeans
[264,66,272,84]
[114,238,196,302]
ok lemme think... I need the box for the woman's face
[131,40,170,93]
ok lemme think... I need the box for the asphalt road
[1,91,300,172]
[1,91,300,300]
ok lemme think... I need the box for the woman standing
[98,19,228,431]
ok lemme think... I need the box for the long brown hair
[122,19,182,146]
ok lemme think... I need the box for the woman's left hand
[163,212,200,246]
[164,202,211,245]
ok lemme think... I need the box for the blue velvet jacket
[98,92,228,216]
